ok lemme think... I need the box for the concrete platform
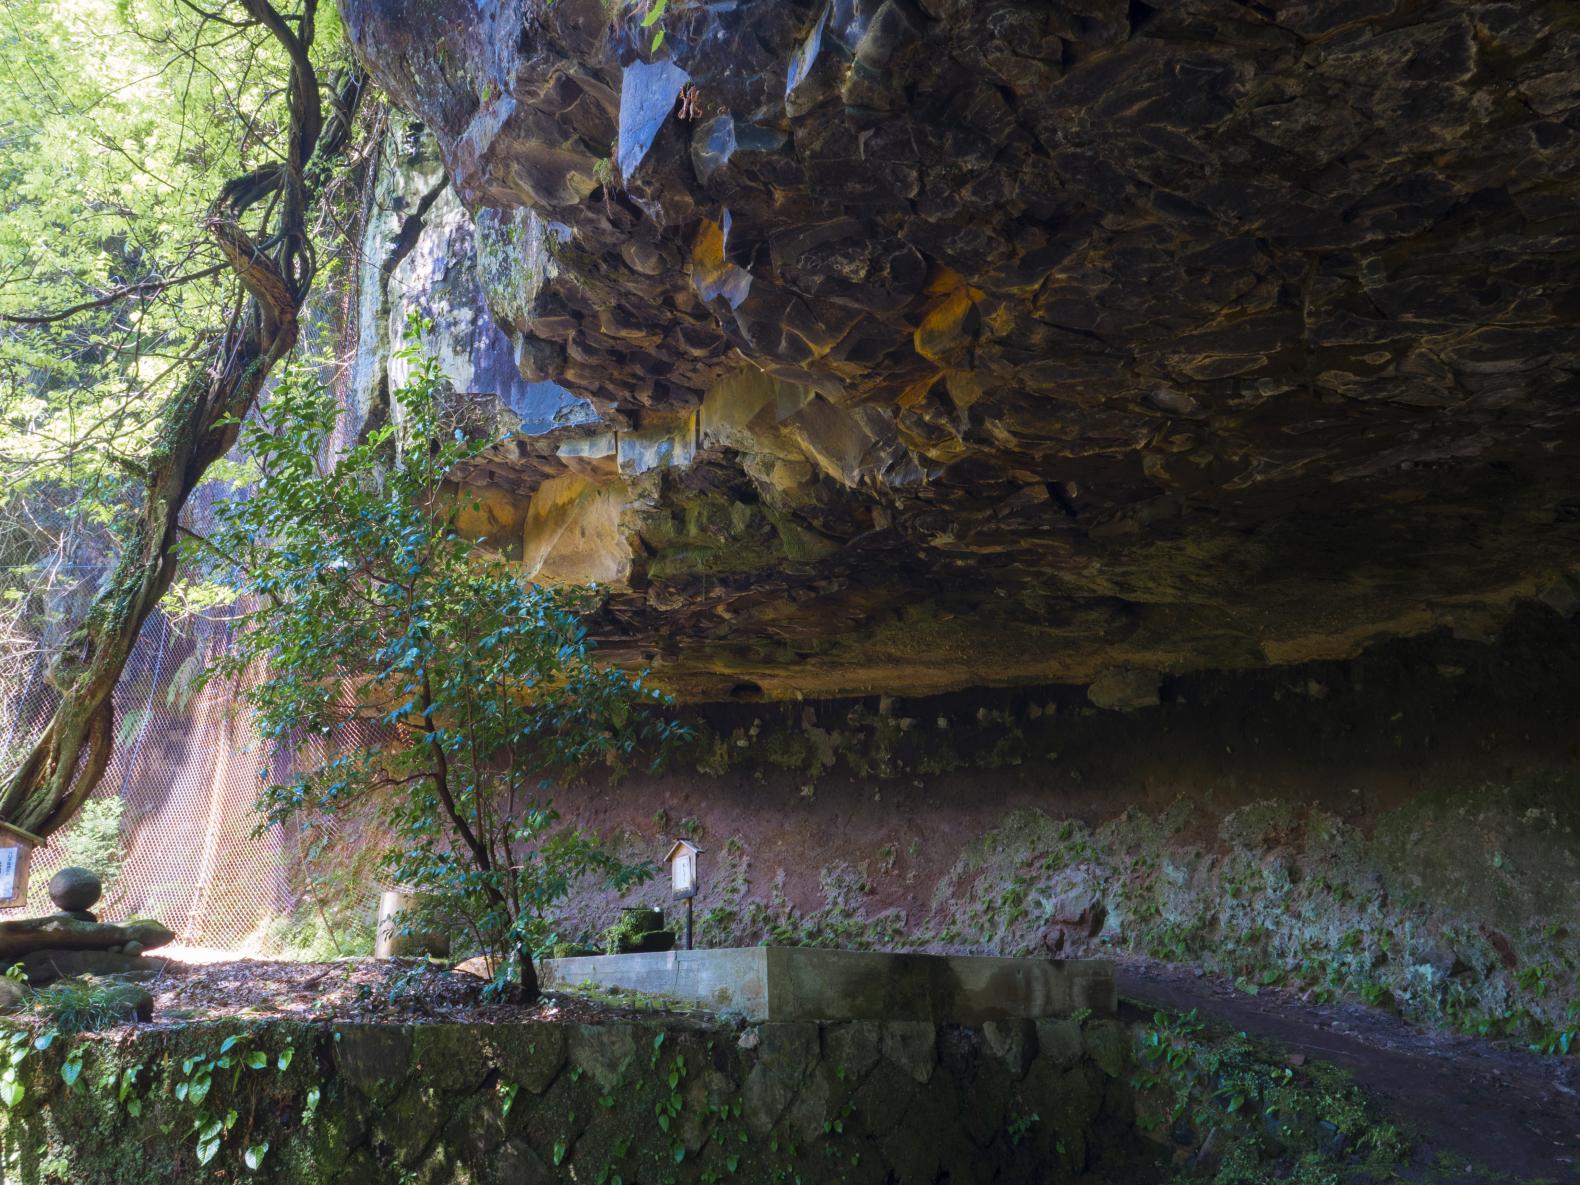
[540,946,1115,1022]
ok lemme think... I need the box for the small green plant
[1516,962,1551,997]
[55,797,126,900]
[1530,999,1579,1056]
[1357,980,1390,1008]
[601,909,664,954]
[206,323,688,1000]
[1133,1009,1405,1182]
[638,0,669,50]
[30,979,140,1034]
[0,1026,37,1106]
[114,1062,145,1116]
[385,961,435,1004]
[166,1031,303,1169]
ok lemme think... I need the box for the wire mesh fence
[0,119,412,956]
[0,490,379,955]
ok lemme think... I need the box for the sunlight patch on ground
[161,943,290,965]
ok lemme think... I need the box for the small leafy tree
[207,329,682,998]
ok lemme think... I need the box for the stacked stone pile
[0,868,174,1022]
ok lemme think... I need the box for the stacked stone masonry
[0,1016,1140,1183]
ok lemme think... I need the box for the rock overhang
[338,0,1580,699]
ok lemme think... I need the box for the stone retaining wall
[0,1013,1143,1184]
[540,948,1117,1023]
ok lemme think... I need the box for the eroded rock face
[340,0,1580,697]
[348,115,600,450]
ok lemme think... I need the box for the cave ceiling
[340,0,1580,699]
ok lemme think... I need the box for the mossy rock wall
[0,1015,1139,1184]
[551,610,1580,1046]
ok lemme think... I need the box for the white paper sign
[671,852,694,895]
[0,846,18,903]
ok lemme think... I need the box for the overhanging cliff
[339,0,1580,698]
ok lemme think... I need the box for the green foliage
[254,826,382,959]
[167,1030,304,1169]
[0,0,353,671]
[639,0,669,50]
[601,909,659,955]
[1133,1009,1405,1183]
[1005,1110,1039,1145]
[29,980,138,1035]
[206,325,686,995]
[543,939,597,959]
[564,979,697,1013]
[0,1025,36,1107]
[55,796,126,899]
[1528,998,1579,1057]
[256,900,376,962]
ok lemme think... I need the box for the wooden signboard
[665,839,701,900]
[0,841,32,909]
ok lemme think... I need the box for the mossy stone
[1034,1017,1083,1069]
[371,1080,447,1166]
[881,1019,937,1084]
[1082,1019,1130,1078]
[494,1136,556,1185]
[491,1023,567,1095]
[849,1058,918,1139]
[981,1019,1036,1078]
[824,1020,881,1084]
[334,1024,413,1102]
[411,1024,492,1094]
[566,1022,637,1090]
[0,976,30,1013]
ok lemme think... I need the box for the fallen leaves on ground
[133,957,688,1028]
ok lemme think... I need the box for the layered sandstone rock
[340,0,1580,697]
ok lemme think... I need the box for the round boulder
[48,867,103,915]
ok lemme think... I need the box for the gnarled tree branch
[0,261,232,326]
[0,1,366,842]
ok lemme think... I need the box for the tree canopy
[1,0,353,644]
[0,0,364,839]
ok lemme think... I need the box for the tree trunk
[0,273,296,839]
[0,17,364,844]
[517,944,541,1003]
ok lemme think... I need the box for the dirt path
[1116,957,1580,1184]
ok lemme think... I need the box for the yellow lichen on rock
[521,474,631,587]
